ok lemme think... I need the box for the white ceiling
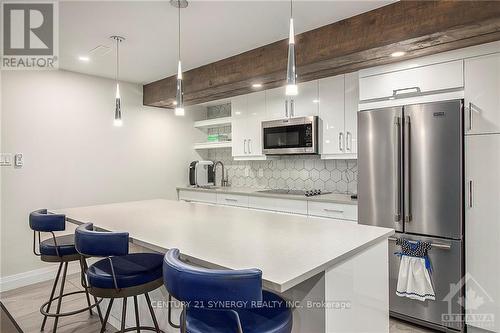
[59,1,394,84]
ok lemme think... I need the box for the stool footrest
[111,327,165,333]
[40,290,103,318]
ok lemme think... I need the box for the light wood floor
[0,271,114,333]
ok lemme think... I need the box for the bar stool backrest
[163,248,263,308]
[75,223,129,257]
[29,209,65,232]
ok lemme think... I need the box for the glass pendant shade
[111,35,124,127]
[286,17,298,96]
[175,60,185,116]
[114,83,122,127]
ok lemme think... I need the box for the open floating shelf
[193,117,232,129]
[193,141,232,150]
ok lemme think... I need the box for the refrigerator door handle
[388,237,451,250]
[468,180,473,208]
[404,115,412,223]
[394,117,402,222]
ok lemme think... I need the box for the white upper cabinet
[359,60,464,101]
[344,72,359,155]
[231,94,248,158]
[231,92,266,160]
[265,86,287,120]
[319,75,345,156]
[465,53,500,135]
[319,73,358,159]
[465,134,500,332]
[292,81,319,117]
[246,91,266,157]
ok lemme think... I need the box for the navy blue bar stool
[75,223,164,333]
[163,248,293,333]
[29,209,103,333]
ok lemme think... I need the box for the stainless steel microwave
[262,116,318,155]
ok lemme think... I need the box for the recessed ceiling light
[78,56,90,62]
[312,99,320,104]
[252,83,263,88]
[391,51,406,58]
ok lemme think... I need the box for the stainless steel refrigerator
[358,100,464,332]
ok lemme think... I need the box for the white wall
[0,70,202,278]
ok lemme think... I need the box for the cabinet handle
[244,139,247,154]
[468,180,473,208]
[339,132,344,152]
[323,208,344,213]
[346,131,352,151]
[392,87,421,97]
[285,100,289,118]
[248,139,252,154]
[290,99,295,118]
[468,102,473,131]
[225,198,238,202]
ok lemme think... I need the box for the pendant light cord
[116,38,119,83]
[290,0,293,19]
[178,0,181,62]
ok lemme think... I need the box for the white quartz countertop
[54,199,392,293]
[176,186,357,205]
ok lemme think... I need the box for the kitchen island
[54,199,394,333]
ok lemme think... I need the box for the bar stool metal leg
[133,296,140,333]
[41,262,63,331]
[121,298,128,333]
[52,262,69,333]
[100,298,114,333]
[145,293,160,333]
[80,257,104,324]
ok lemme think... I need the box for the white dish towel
[396,255,436,301]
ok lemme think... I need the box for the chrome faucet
[213,161,228,187]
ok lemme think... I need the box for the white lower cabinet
[216,193,249,208]
[465,134,500,333]
[307,201,357,221]
[178,190,217,204]
[248,196,308,215]
[178,189,357,221]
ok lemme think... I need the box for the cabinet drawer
[178,190,217,204]
[248,196,308,215]
[308,201,358,221]
[216,193,249,208]
[359,60,463,101]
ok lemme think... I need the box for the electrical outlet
[0,153,12,166]
[244,166,250,177]
[258,168,264,177]
[14,153,23,167]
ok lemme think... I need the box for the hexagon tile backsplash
[207,148,358,195]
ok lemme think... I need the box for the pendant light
[171,0,188,116]
[111,35,125,127]
[285,0,297,96]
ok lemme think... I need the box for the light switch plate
[0,153,12,166]
[14,153,23,167]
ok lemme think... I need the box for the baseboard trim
[0,262,81,292]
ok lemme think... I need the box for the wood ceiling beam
[143,0,500,109]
